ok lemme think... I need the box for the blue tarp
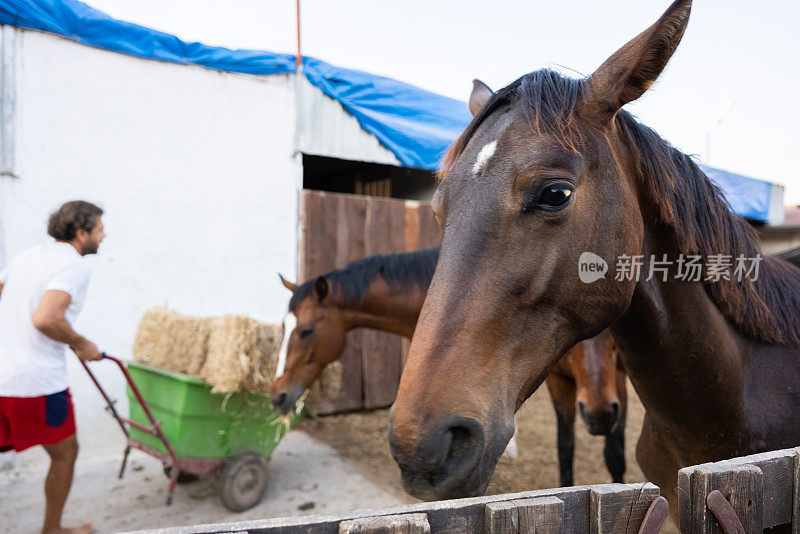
[302,58,471,170]
[701,165,772,222]
[0,0,297,75]
[0,0,776,220]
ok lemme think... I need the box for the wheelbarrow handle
[101,352,122,364]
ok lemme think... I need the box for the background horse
[272,248,626,486]
[388,0,800,515]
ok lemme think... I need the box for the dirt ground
[303,378,679,532]
[303,380,646,494]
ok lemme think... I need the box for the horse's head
[271,274,348,415]
[570,331,621,435]
[389,0,692,500]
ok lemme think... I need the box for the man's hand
[70,338,103,361]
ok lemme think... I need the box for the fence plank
[678,467,693,534]
[361,329,403,409]
[362,197,406,409]
[687,464,763,534]
[416,204,442,249]
[793,448,800,534]
[484,501,519,534]
[516,496,564,534]
[403,201,421,252]
[589,484,661,534]
[308,192,366,414]
[339,513,430,534]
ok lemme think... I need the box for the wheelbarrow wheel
[220,451,269,512]
[162,464,200,484]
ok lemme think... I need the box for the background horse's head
[389,0,692,500]
[271,275,347,415]
[569,331,621,435]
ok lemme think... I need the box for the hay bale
[306,360,344,412]
[132,307,210,375]
[132,307,340,404]
[199,315,281,395]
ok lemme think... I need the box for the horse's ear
[584,0,691,123]
[314,276,330,302]
[469,79,493,116]
[279,273,298,292]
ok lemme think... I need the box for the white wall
[0,29,302,426]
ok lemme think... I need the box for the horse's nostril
[275,392,287,407]
[412,415,485,487]
[610,401,620,421]
[446,425,479,464]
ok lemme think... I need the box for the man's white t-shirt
[0,242,91,397]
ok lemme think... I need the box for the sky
[85,0,800,205]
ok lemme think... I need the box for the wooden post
[517,496,565,533]
[589,483,661,534]
[680,463,763,534]
[484,496,564,534]
[339,513,430,534]
[793,447,800,534]
[484,501,519,534]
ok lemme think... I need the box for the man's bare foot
[44,522,93,534]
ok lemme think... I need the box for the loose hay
[132,307,340,404]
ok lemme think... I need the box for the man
[0,201,105,534]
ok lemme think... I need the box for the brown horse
[388,0,800,513]
[271,248,626,486]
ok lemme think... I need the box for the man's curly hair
[47,201,104,241]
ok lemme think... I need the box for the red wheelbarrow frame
[81,354,225,505]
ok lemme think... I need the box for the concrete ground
[0,407,414,534]
[0,356,414,533]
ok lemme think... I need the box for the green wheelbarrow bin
[81,355,304,511]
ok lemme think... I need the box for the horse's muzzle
[270,386,304,416]
[578,400,620,435]
[389,414,508,501]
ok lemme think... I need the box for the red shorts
[0,389,76,452]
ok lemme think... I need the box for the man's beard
[81,240,100,255]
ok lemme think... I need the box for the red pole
[295,0,302,70]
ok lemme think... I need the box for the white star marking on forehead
[472,140,497,175]
[275,312,297,379]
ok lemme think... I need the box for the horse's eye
[299,328,314,339]
[536,183,573,211]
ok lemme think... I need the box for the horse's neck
[610,233,758,458]
[338,282,425,339]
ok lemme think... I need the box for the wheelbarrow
[81,355,304,511]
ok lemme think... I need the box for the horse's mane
[289,247,440,311]
[443,68,800,347]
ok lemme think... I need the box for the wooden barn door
[298,190,441,414]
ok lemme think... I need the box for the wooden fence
[678,446,800,533]
[298,189,442,414]
[138,447,800,533]
[144,482,667,533]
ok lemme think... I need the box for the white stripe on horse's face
[275,312,297,379]
[472,140,497,175]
